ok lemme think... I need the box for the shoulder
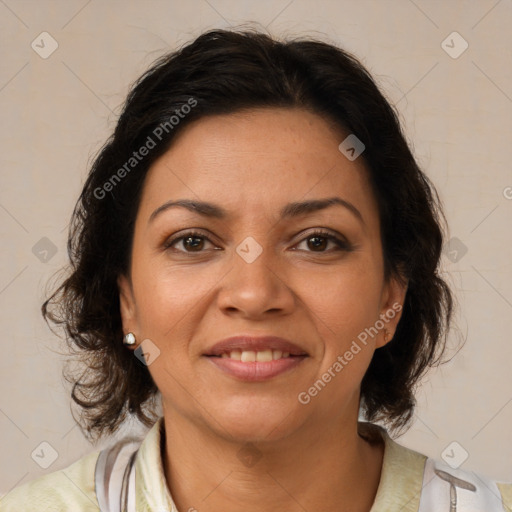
[497,481,512,509]
[418,456,512,511]
[386,434,512,511]
[363,423,512,511]
[0,449,101,512]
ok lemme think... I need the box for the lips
[204,336,308,357]
[203,336,309,381]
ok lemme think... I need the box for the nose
[216,241,296,319]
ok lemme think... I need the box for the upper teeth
[220,350,290,361]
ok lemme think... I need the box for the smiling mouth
[203,336,309,380]
[209,349,301,362]
[204,335,308,358]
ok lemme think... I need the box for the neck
[161,408,384,512]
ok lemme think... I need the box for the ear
[117,273,138,340]
[375,274,408,349]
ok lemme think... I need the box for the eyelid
[291,228,353,252]
[163,227,353,253]
[162,228,218,250]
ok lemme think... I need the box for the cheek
[297,259,383,385]
[132,255,215,333]
[297,260,383,333]
[130,262,211,399]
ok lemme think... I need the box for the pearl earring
[123,332,136,346]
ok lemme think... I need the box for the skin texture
[118,107,407,511]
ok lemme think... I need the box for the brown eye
[295,230,352,253]
[164,231,215,253]
[307,236,328,251]
[181,235,206,251]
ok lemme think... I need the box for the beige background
[1,0,511,495]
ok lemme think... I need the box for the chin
[210,399,304,444]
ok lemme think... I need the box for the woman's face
[118,107,406,442]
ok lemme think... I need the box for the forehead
[139,108,377,223]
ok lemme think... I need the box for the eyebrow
[148,199,226,224]
[148,197,364,225]
[281,197,364,224]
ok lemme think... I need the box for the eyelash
[163,229,352,254]
[295,229,352,252]
[163,230,212,252]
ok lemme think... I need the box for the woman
[1,28,510,511]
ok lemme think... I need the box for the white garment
[418,457,507,512]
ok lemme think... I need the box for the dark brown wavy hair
[42,27,454,443]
